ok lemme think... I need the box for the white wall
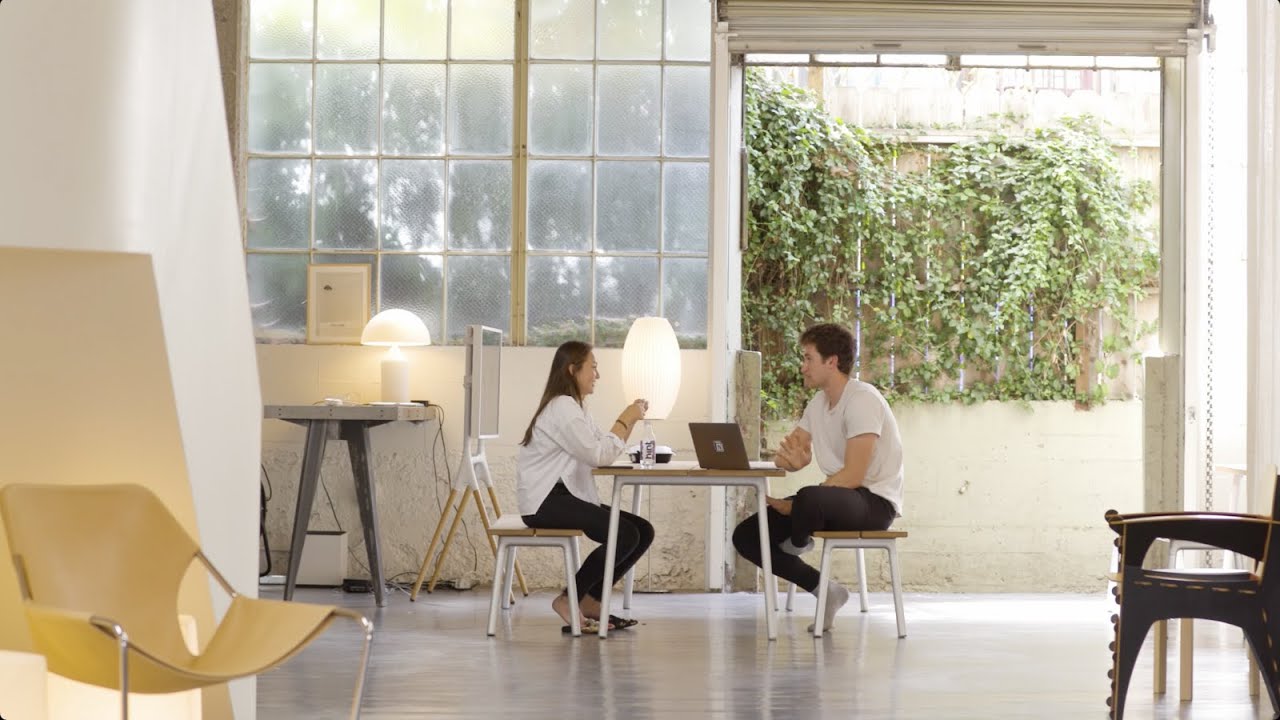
[259,345,714,590]
[766,401,1143,592]
[0,2,259,718]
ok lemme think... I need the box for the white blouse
[515,395,626,515]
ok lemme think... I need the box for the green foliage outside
[743,70,1159,419]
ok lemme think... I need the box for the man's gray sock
[780,537,814,556]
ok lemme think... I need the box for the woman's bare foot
[579,594,603,621]
[552,591,596,628]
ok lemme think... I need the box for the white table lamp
[621,316,682,421]
[361,309,431,404]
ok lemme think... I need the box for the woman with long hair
[516,340,654,633]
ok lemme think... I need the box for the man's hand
[773,429,812,471]
[766,496,793,516]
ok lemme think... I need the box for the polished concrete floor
[258,587,1271,719]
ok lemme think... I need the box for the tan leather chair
[0,483,373,719]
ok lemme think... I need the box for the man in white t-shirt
[732,323,903,632]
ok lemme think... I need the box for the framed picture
[306,263,370,344]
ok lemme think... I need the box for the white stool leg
[563,539,582,637]
[856,548,869,612]
[501,547,517,610]
[887,542,906,638]
[813,543,835,637]
[1179,618,1193,701]
[786,579,795,611]
[487,540,507,636]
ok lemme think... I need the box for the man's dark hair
[799,323,855,375]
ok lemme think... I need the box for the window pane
[530,0,593,60]
[663,257,707,348]
[313,253,375,318]
[249,0,314,59]
[451,0,514,60]
[594,256,658,347]
[529,64,593,156]
[598,0,661,60]
[315,159,378,249]
[448,64,513,155]
[315,64,379,155]
[596,161,658,252]
[527,255,591,345]
[248,63,312,153]
[663,162,707,253]
[663,66,709,157]
[665,0,709,61]
[448,160,512,250]
[316,0,380,59]
[597,66,660,156]
[447,255,511,341]
[528,160,591,251]
[248,159,312,249]
[383,64,446,155]
[248,254,308,342]
[381,160,444,251]
[384,0,446,59]
[381,254,444,342]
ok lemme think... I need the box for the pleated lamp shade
[621,317,682,420]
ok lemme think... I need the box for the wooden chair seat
[814,530,908,540]
[488,514,584,537]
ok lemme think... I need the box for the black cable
[259,464,272,578]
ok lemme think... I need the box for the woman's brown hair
[520,340,593,446]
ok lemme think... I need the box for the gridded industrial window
[243,0,711,348]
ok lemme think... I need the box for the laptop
[689,423,775,471]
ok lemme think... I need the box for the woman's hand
[618,399,648,429]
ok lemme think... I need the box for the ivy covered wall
[743,70,1159,419]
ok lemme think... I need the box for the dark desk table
[265,403,429,606]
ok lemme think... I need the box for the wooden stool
[486,515,585,637]
[782,530,908,638]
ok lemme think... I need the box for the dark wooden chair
[1105,472,1280,719]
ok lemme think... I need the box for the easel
[411,326,528,600]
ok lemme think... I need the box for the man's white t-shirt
[797,379,904,515]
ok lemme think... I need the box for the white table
[591,460,785,639]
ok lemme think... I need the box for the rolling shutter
[718,0,1208,56]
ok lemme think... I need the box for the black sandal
[608,614,639,630]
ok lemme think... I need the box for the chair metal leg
[487,540,506,637]
[348,615,374,720]
[117,633,130,720]
[563,539,582,637]
[856,548,870,612]
[887,542,906,638]
[785,579,795,611]
[501,547,517,610]
[623,485,642,610]
[813,544,835,637]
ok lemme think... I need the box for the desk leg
[623,485,643,610]
[345,422,386,607]
[598,480,625,639]
[286,420,328,601]
[757,481,777,640]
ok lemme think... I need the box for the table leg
[598,480,625,639]
[286,420,328,601]
[344,421,386,607]
[623,485,643,610]
[757,481,777,640]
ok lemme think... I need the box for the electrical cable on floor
[260,463,273,578]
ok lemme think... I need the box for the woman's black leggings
[732,485,895,593]
[522,482,656,601]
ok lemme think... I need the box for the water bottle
[640,423,657,469]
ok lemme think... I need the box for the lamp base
[380,350,410,403]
